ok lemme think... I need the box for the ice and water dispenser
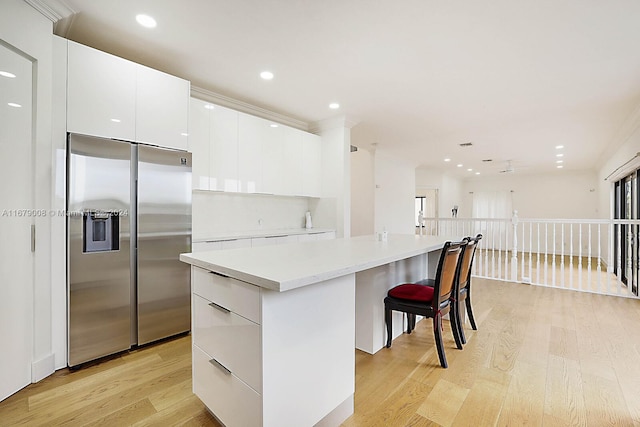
[82,211,119,253]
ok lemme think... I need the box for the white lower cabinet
[192,241,222,252]
[190,266,355,427]
[193,344,262,427]
[192,267,262,426]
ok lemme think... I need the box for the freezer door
[67,134,132,367]
[137,145,192,345]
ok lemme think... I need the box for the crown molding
[24,0,74,23]
[191,86,309,132]
[308,115,360,134]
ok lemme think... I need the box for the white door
[0,42,34,401]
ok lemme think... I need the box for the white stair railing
[422,214,640,299]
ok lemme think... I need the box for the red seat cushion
[388,284,434,302]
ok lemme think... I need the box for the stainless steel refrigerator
[67,133,192,367]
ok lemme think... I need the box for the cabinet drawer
[192,267,260,324]
[193,344,262,427]
[193,294,261,392]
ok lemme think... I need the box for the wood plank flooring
[2,278,640,426]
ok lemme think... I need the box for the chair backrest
[432,240,467,309]
[458,234,482,292]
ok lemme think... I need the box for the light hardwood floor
[2,278,640,426]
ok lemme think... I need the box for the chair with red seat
[414,233,482,344]
[384,239,467,368]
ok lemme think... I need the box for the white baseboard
[32,353,55,383]
[315,395,354,427]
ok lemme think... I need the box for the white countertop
[180,234,452,292]
[192,227,335,243]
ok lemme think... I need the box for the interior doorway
[415,188,438,235]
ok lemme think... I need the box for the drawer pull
[209,357,232,374]
[209,271,230,278]
[208,301,231,314]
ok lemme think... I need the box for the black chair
[384,240,467,368]
[415,234,482,345]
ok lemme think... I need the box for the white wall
[1,0,55,379]
[350,147,374,237]
[311,118,353,238]
[415,168,464,219]
[461,171,599,219]
[596,109,640,218]
[374,150,416,235]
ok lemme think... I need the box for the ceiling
[48,0,640,178]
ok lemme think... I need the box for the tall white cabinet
[66,41,190,151]
[67,41,137,141]
[189,98,323,197]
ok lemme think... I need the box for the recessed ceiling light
[475,172,480,175]
[181,132,189,137]
[111,118,121,122]
[467,168,473,172]
[457,164,463,168]
[260,71,274,80]
[444,158,451,162]
[270,124,279,128]
[556,160,564,163]
[329,103,340,109]
[557,165,564,169]
[7,102,21,108]
[555,145,564,149]
[204,104,215,110]
[136,14,157,28]
[0,71,16,78]
[556,153,564,157]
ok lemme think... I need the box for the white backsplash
[192,191,312,239]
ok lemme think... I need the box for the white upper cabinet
[136,64,189,150]
[210,105,239,192]
[67,41,136,141]
[301,133,322,197]
[281,127,303,196]
[189,98,211,190]
[66,40,190,150]
[238,113,263,194]
[187,97,322,197]
[261,123,283,195]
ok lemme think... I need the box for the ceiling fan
[499,160,514,173]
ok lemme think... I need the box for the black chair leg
[385,306,393,348]
[433,313,448,368]
[407,313,416,334]
[450,303,464,350]
[456,298,467,345]
[466,296,477,330]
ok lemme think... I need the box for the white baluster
[597,224,602,293]
[569,223,574,290]
[578,224,583,290]
[561,223,565,288]
[511,210,518,281]
[552,223,557,287]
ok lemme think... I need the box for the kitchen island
[180,234,452,427]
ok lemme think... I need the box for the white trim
[309,115,359,133]
[604,152,640,181]
[24,0,75,23]
[31,353,55,383]
[190,86,309,131]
